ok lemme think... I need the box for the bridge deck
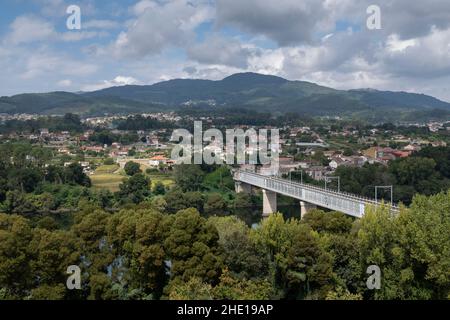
[234,171,399,218]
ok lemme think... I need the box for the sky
[1,0,450,101]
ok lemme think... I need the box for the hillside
[0,92,166,116]
[1,73,450,122]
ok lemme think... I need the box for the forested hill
[1,73,450,122]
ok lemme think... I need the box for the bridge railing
[235,170,400,211]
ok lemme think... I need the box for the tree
[168,277,213,300]
[117,173,151,204]
[357,204,409,300]
[37,216,58,231]
[153,181,166,195]
[398,191,450,299]
[30,284,66,300]
[234,193,253,208]
[164,208,223,290]
[0,214,33,296]
[343,148,354,157]
[151,196,168,212]
[64,163,91,187]
[107,209,169,298]
[355,196,450,300]
[173,165,205,192]
[212,269,274,300]
[208,216,270,279]
[29,229,81,288]
[389,157,437,186]
[164,190,204,214]
[8,167,43,193]
[301,210,353,234]
[124,161,142,176]
[280,226,333,299]
[3,190,35,214]
[326,286,362,300]
[251,213,333,299]
[204,193,227,215]
[203,166,234,191]
[71,210,113,273]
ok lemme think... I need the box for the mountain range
[1,73,449,122]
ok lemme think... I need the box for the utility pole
[289,169,304,184]
[325,176,340,193]
[375,186,393,207]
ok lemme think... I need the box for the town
[1,112,448,191]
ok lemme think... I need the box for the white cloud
[4,14,110,46]
[112,0,214,58]
[6,15,56,45]
[380,27,450,78]
[386,35,418,52]
[216,0,331,46]
[187,34,256,68]
[82,76,140,91]
[83,20,121,30]
[21,50,98,80]
[57,79,72,87]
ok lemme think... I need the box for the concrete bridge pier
[300,201,316,219]
[262,189,277,218]
[235,181,252,194]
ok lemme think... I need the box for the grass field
[147,171,175,188]
[91,164,123,192]
[150,176,175,188]
[94,164,120,174]
[91,174,125,192]
[90,164,175,192]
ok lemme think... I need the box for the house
[350,156,368,167]
[305,166,328,181]
[149,155,169,167]
[329,157,346,170]
[391,150,411,158]
[363,147,402,162]
[403,144,421,152]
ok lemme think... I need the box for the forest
[0,143,448,300]
[1,191,448,300]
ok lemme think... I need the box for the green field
[94,164,120,174]
[150,176,175,188]
[91,174,125,192]
[91,164,174,192]
[147,172,175,188]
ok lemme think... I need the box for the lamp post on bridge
[375,186,393,207]
[325,176,340,193]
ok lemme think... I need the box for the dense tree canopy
[0,189,448,300]
[124,161,142,176]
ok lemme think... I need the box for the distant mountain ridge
[1,72,449,122]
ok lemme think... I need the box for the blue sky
[1,0,450,101]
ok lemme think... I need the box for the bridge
[234,170,400,219]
